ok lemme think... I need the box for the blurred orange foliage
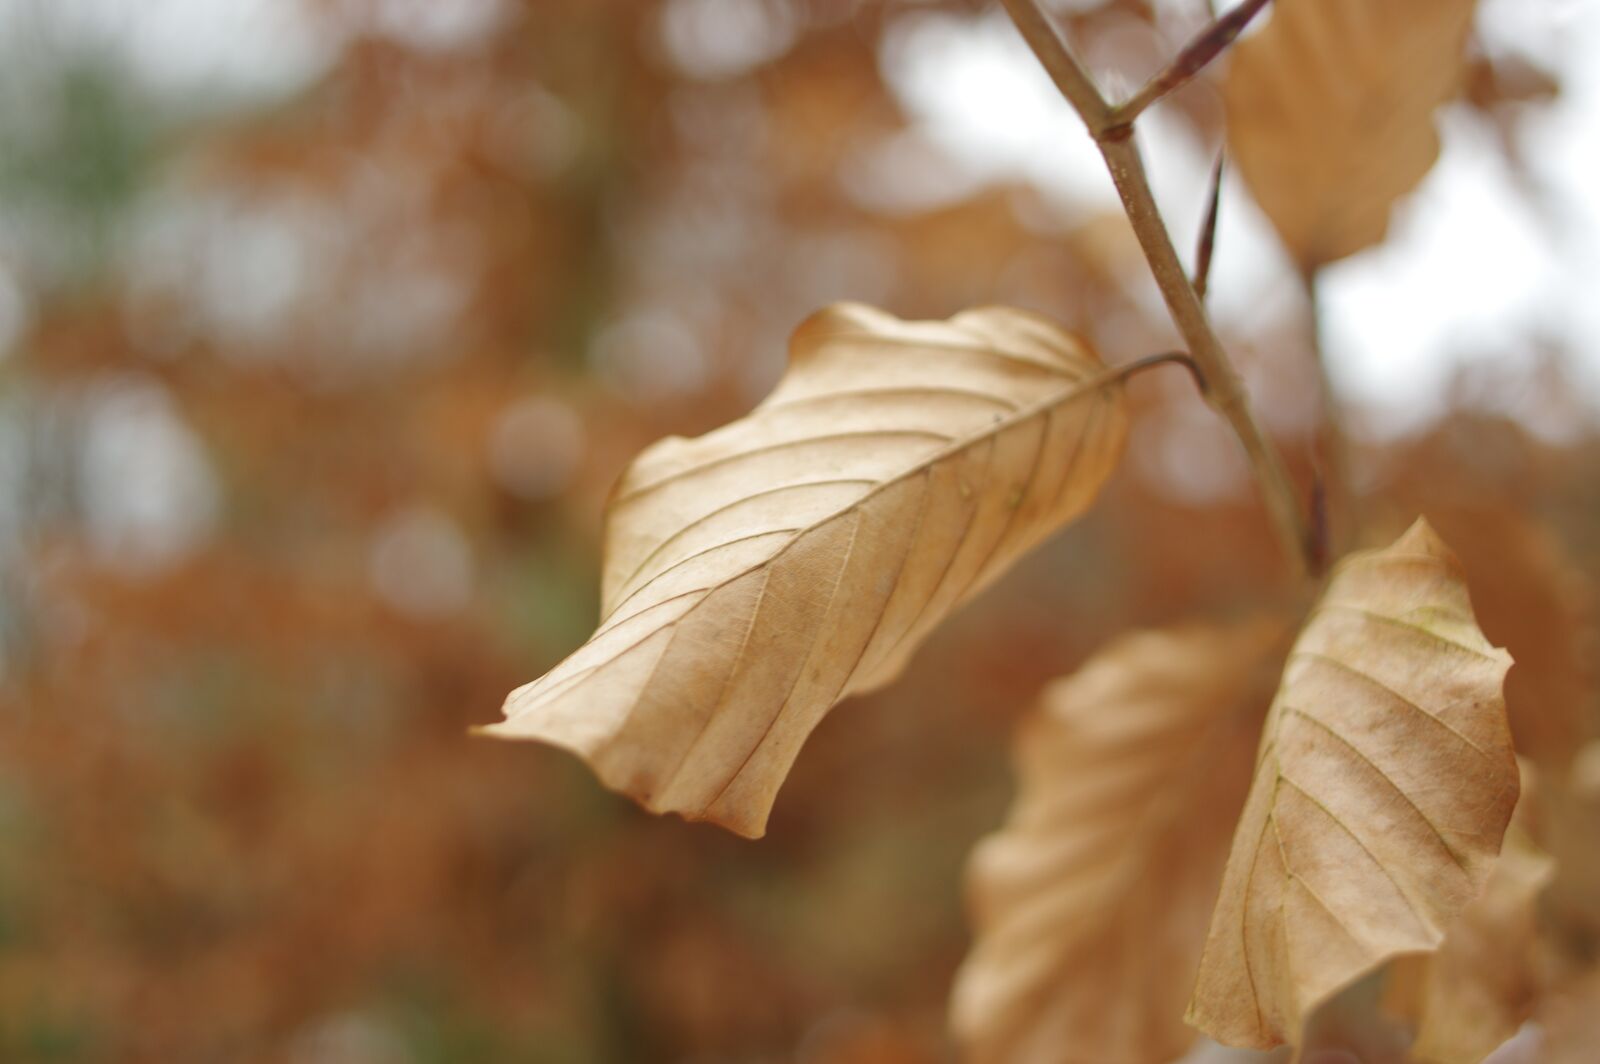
[0,1,1594,1060]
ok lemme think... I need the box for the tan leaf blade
[952,620,1287,1064]
[1186,518,1520,1051]
[482,303,1128,838]
[1224,0,1476,268]
[1383,776,1555,1064]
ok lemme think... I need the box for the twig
[1115,350,1210,397]
[1001,0,1316,577]
[1301,269,1357,555]
[1107,0,1273,129]
[1194,153,1225,302]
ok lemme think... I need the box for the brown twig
[1194,152,1225,302]
[1000,0,1317,577]
[1107,0,1274,129]
[1115,350,1211,397]
[1301,269,1357,555]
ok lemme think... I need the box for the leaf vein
[1307,602,1498,661]
[1288,650,1493,764]
[762,385,1020,413]
[1282,704,1470,874]
[601,530,798,633]
[1277,774,1432,939]
[615,429,953,505]
[608,477,875,608]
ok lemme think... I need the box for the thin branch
[1108,0,1273,129]
[1302,269,1356,557]
[1194,152,1225,302]
[1115,350,1210,397]
[1000,0,1316,577]
[1100,136,1312,575]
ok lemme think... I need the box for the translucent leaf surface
[1224,0,1476,268]
[1187,519,1519,1050]
[953,620,1286,1064]
[484,304,1128,837]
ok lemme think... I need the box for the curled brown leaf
[1224,0,1477,268]
[952,620,1287,1064]
[1186,519,1519,1051]
[483,304,1128,837]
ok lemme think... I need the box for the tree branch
[1107,0,1274,129]
[1000,0,1316,577]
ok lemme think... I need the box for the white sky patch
[361,0,505,52]
[590,308,712,401]
[880,10,1116,215]
[122,179,472,376]
[0,0,506,109]
[0,0,334,107]
[78,374,218,573]
[368,505,474,618]
[1315,111,1559,433]
[659,0,799,81]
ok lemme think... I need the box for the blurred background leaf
[0,0,1596,1060]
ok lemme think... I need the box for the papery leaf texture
[952,620,1287,1064]
[1384,769,1555,1064]
[483,304,1128,837]
[1186,519,1519,1051]
[1224,0,1477,268]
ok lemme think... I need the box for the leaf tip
[1395,516,1453,560]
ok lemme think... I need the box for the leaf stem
[1115,350,1210,396]
[1106,0,1273,129]
[1001,0,1316,577]
[1194,152,1225,303]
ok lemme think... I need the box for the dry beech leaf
[483,303,1128,838]
[952,620,1287,1064]
[1186,519,1520,1051]
[1383,773,1555,1064]
[1224,0,1476,268]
